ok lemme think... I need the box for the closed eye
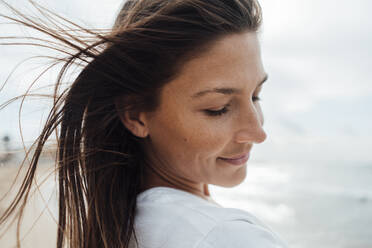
[204,104,231,116]
[204,95,262,117]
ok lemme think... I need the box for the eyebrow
[191,74,268,99]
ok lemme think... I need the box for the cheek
[148,101,234,167]
[162,116,229,160]
[173,120,230,180]
[179,117,231,159]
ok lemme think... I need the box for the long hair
[0,0,262,247]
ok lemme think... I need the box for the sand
[0,164,57,248]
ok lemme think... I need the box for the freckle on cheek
[183,137,188,142]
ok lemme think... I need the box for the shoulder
[134,187,221,247]
[135,187,263,232]
[135,192,222,239]
[134,187,288,248]
[195,219,288,248]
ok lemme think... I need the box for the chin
[215,171,247,188]
[219,180,245,188]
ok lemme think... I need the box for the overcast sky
[0,0,371,164]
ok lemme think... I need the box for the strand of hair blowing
[0,0,262,247]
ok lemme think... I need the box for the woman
[0,0,288,247]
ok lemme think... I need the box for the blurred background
[1,0,371,247]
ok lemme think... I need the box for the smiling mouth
[219,152,250,160]
[218,152,250,166]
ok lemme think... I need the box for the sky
[0,0,371,164]
[257,0,372,163]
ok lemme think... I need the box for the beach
[1,159,372,247]
[0,163,58,248]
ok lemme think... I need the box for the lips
[220,152,250,160]
[218,152,250,166]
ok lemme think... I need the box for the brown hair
[0,0,262,247]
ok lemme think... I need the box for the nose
[234,104,267,144]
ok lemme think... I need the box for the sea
[1,155,371,248]
[210,161,372,248]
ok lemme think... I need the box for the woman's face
[141,32,267,194]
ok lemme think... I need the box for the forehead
[161,32,265,101]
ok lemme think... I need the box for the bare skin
[119,32,267,202]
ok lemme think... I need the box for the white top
[130,186,288,248]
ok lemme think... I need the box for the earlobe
[115,98,149,138]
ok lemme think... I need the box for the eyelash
[204,96,262,116]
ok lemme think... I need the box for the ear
[115,97,149,138]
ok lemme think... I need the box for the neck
[139,164,212,201]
